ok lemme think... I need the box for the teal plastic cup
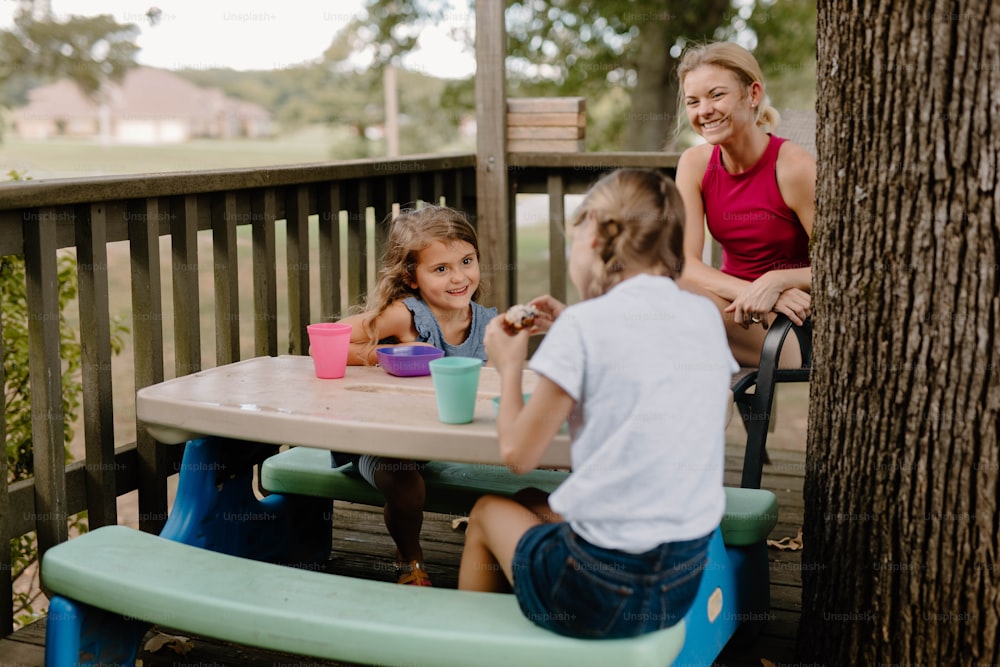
[429,357,483,424]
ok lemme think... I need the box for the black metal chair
[731,314,812,488]
[726,110,815,489]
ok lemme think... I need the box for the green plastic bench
[42,525,686,667]
[260,446,569,515]
[259,446,777,546]
[43,439,778,666]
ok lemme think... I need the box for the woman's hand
[772,288,811,326]
[484,316,530,374]
[725,275,812,329]
[724,274,784,329]
[526,295,566,334]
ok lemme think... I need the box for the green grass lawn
[0,125,355,179]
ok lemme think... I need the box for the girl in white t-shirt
[457,168,738,639]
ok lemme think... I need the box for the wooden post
[0,268,10,636]
[474,0,511,311]
[24,208,69,554]
[384,63,400,157]
[76,202,118,528]
[128,199,168,533]
[212,192,241,364]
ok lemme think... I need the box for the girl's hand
[484,315,530,374]
[526,295,566,334]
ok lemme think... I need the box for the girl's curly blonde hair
[357,205,483,361]
[572,169,686,300]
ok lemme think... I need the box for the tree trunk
[624,0,731,151]
[624,21,675,151]
[800,0,999,663]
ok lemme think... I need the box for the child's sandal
[396,560,433,586]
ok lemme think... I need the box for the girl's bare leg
[511,487,562,523]
[373,459,426,563]
[458,494,546,592]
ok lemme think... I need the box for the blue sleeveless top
[403,297,497,361]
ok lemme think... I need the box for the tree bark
[623,0,731,151]
[624,20,676,151]
[800,0,1000,663]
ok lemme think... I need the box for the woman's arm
[675,145,752,303]
[340,301,423,365]
[726,141,816,326]
[775,141,816,241]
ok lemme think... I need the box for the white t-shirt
[529,274,738,553]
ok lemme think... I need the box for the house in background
[11,67,272,143]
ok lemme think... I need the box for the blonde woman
[675,41,814,367]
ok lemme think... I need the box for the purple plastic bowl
[376,345,445,377]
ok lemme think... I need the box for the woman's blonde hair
[676,41,781,133]
[358,205,483,359]
[572,169,685,299]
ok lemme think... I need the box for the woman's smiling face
[682,64,759,143]
[408,239,480,312]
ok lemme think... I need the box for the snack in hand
[502,304,538,335]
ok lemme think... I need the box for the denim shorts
[511,522,711,639]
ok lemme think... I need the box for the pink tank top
[701,134,810,281]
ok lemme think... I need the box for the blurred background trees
[0,0,816,157]
[0,4,139,103]
[341,0,816,151]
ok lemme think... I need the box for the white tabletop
[136,355,571,467]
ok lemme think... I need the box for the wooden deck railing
[0,150,678,635]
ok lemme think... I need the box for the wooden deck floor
[1,445,806,667]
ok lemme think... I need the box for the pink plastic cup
[307,322,352,379]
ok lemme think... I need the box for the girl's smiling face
[408,239,480,312]
[682,64,760,143]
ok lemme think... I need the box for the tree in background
[799,0,998,662]
[0,1,815,159]
[0,6,139,102]
[505,0,733,150]
[325,1,476,157]
[348,0,815,152]
[743,0,816,113]
[181,19,473,161]
[348,0,733,150]
[506,0,818,149]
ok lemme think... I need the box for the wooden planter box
[506,97,585,153]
